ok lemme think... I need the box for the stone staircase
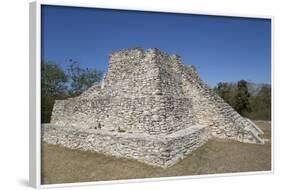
[182,66,264,144]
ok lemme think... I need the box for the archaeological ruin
[42,48,264,168]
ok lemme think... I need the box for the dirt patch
[41,121,271,184]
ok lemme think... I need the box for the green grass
[41,121,271,184]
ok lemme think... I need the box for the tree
[41,62,68,123]
[248,85,271,120]
[67,61,103,96]
[214,80,271,120]
[41,61,103,123]
[214,82,236,107]
[214,82,230,100]
[234,80,251,115]
[41,62,68,96]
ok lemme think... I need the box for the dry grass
[41,121,271,184]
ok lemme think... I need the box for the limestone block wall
[50,48,264,143]
[51,48,197,134]
[42,124,209,167]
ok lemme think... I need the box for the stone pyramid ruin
[42,48,264,167]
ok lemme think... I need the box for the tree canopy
[67,61,103,96]
[214,80,271,120]
[41,61,103,123]
[234,80,251,114]
[41,62,68,97]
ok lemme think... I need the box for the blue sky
[41,5,271,87]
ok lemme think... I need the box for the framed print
[29,1,273,189]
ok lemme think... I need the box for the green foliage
[246,85,271,120]
[41,62,68,97]
[41,61,103,123]
[213,82,236,106]
[67,61,103,97]
[190,65,197,71]
[214,81,271,120]
[41,62,68,123]
[234,80,251,114]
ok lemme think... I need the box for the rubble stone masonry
[42,48,264,167]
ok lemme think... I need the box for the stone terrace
[43,48,264,167]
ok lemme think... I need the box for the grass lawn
[41,121,271,184]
